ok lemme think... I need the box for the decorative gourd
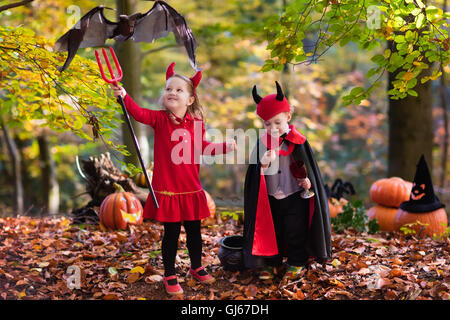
[369,177,412,208]
[99,183,143,230]
[328,197,348,218]
[367,205,398,231]
[134,162,153,188]
[394,208,447,238]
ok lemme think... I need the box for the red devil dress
[123,94,227,222]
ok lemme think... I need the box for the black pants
[162,220,202,277]
[265,191,309,267]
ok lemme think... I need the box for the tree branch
[141,43,180,57]
[0,0,34,13]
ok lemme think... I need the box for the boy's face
[263,112,291,138]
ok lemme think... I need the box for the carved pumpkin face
[121,209,142,223]
[411,183,426,200]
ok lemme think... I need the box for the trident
[95,47,159,209]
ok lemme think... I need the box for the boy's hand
[298,178,311,190]
[111,83,126,99]
[225,139,237,152]
[261,149,277,168]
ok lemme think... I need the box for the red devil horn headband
[166,62,202,93]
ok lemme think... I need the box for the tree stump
[70,152,149,224]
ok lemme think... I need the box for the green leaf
[416,13,425,29]
[108,267,118,275]
[350,87,365,96]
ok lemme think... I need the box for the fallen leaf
[295,290,305,300]
[126,272,140,284]
[130,266,145,274]
[144,275,162,283]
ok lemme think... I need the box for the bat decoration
[53,1,198,72]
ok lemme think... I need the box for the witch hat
[399,155,445,213]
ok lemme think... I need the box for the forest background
[0,0,448,217]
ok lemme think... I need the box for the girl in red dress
[111,63,236,295]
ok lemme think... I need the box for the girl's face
[263,112,291,138]
[163,76,195,114]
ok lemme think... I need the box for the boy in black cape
[243,82,332,280]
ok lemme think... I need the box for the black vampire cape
[242,127,332,269]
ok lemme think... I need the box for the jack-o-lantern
[395,155,447,238]
[99,183,143,230]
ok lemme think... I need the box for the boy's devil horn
[252,85,262,104]
[275,81,284,101]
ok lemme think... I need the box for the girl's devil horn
[166,62,176,80]
[190,70,202,90]
[275,81,284,101]
[252,85,262,104]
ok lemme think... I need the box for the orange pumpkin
[394,208,448,238]
[370,177,412,208]
[201,190,217,226]
[99,183,143,230]
[204,190,216,216]
[328,197,348,218]
[367,205,398,231]
[134,162,153,188]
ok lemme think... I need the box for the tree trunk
[439,0,448,190]
[0,117,23,215]
[37,134,59,215]
[115,0,150,168]
[387,40,433,180]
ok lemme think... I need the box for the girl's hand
[261,149,277,168]
[298,178,311,190]
[225,139,237,152]
[111,83,126,99]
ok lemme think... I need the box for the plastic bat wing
[131,1,197,70]
[53,1,197,72]
[53,6,116,71]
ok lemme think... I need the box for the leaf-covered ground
[0,216,449,300]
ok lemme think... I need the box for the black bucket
[218,235,245,271]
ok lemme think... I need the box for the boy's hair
[160,74,204,121]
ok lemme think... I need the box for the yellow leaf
[331,259,341,268]
[130,266,145,274]
[17,291,26,299]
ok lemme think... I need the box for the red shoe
[163,275,183,295]
[188,266,216,284]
